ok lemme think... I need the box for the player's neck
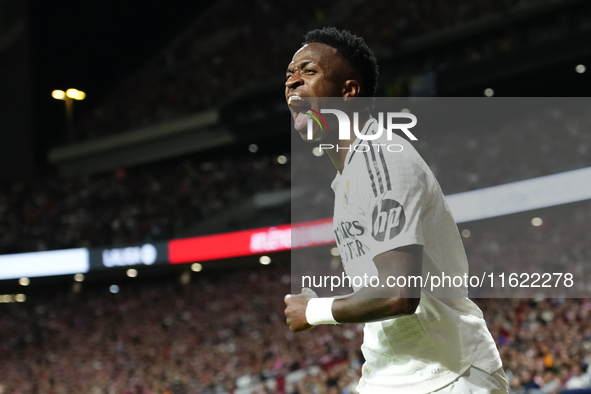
[325,111,371,174]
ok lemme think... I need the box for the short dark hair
[303,27,379,97]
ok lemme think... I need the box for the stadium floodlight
[52,90,66,100]
[66,88,86,100]
[52,88,86,101]
[51,88,86,141]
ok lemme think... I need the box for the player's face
[285,43,348,141]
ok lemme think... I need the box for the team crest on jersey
[343,181,350,209]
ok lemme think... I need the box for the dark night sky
[29,0,214,153]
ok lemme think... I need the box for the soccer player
[284,27,508,393]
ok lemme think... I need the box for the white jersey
[331,118,502,393]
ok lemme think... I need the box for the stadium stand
[3,99,591,254]
[68,0,591,140]
[3,198,591,394]
[0,152,290,254]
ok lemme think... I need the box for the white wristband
[305,298,338,325]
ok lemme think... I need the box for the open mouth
[288,96,313,130]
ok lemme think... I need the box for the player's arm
[284,244,422,332]
[332,244,422,323]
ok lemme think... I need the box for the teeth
[288,96,306,106]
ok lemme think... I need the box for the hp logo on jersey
[371,199,405,241]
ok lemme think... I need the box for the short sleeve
[356,143,430,260]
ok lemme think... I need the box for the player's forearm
[331,289,419,323]
[299,246,423,328]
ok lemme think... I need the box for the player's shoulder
[348,131,426,178]
[345,133,433,207]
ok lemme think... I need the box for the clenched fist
[284,288,318,332]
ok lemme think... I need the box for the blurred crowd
[465,200,591,299]
[4,99,591,254]
[484,298,591,394]
[467,201,591,394]
[348,0,556,46]
[2,196,591,394]
[415,102,591,195]
[0,154,289,254]
[293,101,591,224]
[1,200,590,393]
[0,267,363,394]
[70,0,584,140]
[357,0,591,73]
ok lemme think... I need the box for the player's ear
[342,79,361,100]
